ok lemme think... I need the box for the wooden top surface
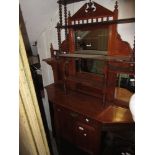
[59,53,133,63]
[43,55,134,65]
[75,50,107,55]
[45,83,133,124]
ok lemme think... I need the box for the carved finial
[57,22,60,27]
[115,1,118,10]
[133,36,135,60]
[85,0,96,13]
[130,36,135,61]
[68,11,71,17]
[133,36,135,50]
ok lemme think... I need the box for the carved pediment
[70,1,114,20]
[109,33,133,56]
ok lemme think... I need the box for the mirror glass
[74,28,109,55]
[74,28,109,74]
[75,59,106,75]
[115,73,135,103]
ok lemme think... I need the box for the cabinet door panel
[54,105,76,142]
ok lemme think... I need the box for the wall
[37,29,54,131]
[20,0,58,55]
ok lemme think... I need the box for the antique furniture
[44,0,135,154]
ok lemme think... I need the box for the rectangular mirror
[75,59,106,75]
[74,28,109,75]
[115,73,135,103]
[74,28,109,55]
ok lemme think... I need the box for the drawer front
[74,122,101,155]
[78,115,101,129]
[54,105,100,127]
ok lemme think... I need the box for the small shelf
[59,53,134,63]
[75,50,107,55]
[56,18,135,29]
[57,0,86,5]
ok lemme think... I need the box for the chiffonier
[44,0,135,154]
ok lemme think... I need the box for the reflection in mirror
[115,73,135,103]
[117,73,135,93]
[74,28,109,55]
[76,59,106,75]
[74,28,109,74]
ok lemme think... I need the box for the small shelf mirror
[75,59,106,75]
[115,73,135,104]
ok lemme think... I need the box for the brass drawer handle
[85,118,90,122]
[78,126,84,131]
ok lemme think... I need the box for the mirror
[115,73,135,103]
[74,28,109,54]
[74,28,109,74]
[75,59,106,75]
[116,73,135,93]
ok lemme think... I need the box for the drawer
[54,105,78,120]
[78,115,101,129]
[68,111,101,129]
[73,121,101,155]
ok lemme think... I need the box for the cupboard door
[54,105,75,143]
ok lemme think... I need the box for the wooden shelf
[56,18,135,29]
[75,50,107,55]
[59,53,134,63]
[57,0,86,5]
